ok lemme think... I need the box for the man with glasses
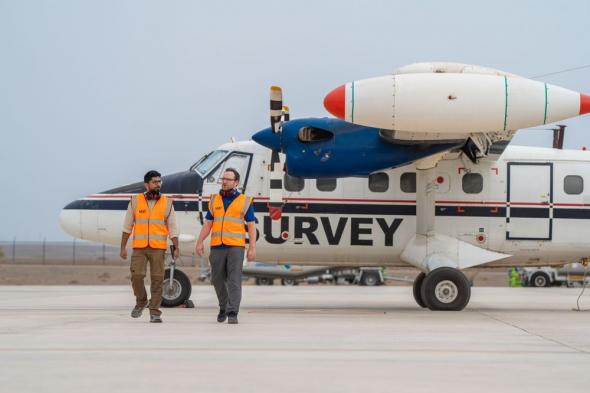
[120,170,179,323]
[196,168,256,324]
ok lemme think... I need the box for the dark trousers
[130,247,165,316]
[209,247,245,314]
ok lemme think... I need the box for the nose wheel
[413,267,471,311]
[161,268,192,308]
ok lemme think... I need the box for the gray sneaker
[131,305,145,318]
[227,312,238,324]
[150,314,163,323]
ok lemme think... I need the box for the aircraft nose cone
[252,127,281,151]
[324,84,345,119]
[59,204,81,238]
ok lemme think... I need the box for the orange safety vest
[209,193,253,247]
[131,194,171,250]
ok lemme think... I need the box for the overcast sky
[2,0,590,241]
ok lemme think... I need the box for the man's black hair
[144,170,162,183]
[224,168,240,182]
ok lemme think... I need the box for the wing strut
[401,154,510,273]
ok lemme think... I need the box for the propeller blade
[270,149,281,171]
[269,150,284,205]
[267,86,287,209]
[270,86,283,133]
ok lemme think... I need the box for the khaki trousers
[130,247,165,316]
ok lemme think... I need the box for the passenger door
[506,163,553,240]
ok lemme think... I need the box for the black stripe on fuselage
[63,199,590,219]
[553,208,590,219]
[510,207,550,218]
[64,200,130,210]
[436,206,506,217]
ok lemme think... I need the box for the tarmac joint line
[475,310,589,354]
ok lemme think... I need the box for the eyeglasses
[220,177,237,182]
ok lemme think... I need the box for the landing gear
[162,268,192,308]
[412,272,427,308]
[359,270,382,286]
[255,277,274,285]
[281,278,298,286]
[419,267,471,311]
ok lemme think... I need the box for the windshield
[190,150,228,176]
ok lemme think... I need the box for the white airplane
[60,62,590,311]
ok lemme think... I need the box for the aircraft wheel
[420,267,471,311]
[360,271,381,286]
[162,268,192,308]
[281,278,298,286]
[412,272,427,308]
[530,272,551,287]
[255,277,274,285]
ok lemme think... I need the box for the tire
[255,277,274,285]
[413,272,427,308]
[360,271,381,286]
[420,267,471,311]
[281,278,298,286]
[530,272,551,287]
[161,268,192,308]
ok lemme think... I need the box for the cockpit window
[190,150,228,176]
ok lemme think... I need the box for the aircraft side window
[400,172,416,193]
[215,153,251,190]
[564,175,583,195]
[316,178,337,192]
[462,173,483,194]
[284,173,304,192]
[369,172,389,193]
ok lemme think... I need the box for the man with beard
[120,170,179,323]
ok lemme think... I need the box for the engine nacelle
[252,118,462,178]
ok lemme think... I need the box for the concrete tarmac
[0,286,589,393]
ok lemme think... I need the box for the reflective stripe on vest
[210,232,247,239]
[209,193,252,247]
[132,194,170,249]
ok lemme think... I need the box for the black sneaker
[217,309,227,323]
[227,312,238,324]
[150,314,162,323]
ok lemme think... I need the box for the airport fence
[0,239,198,267]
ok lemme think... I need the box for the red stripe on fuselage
[86,194,590,207]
